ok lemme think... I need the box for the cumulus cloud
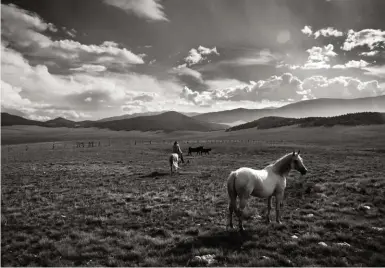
[342,29,385,51]
[198,45,219,56]
[1,80,88,121]
[302,26,344,39]
[184,45,219,66]
[303,76,384,99]
[314,27,344,38]
[180,86,215,106]
[1,80,33,109]
[1,42,184,120]
[180,73,306,105]
[170,64,203,82]
[103,0,168,21]
[180,73,384,105]
[0,3,53,48]
[301,26,313,36]
[1,3,144,69]
[308,44,337,60]
[332,60,370,69]
[360,51,379,56]
[287,44,337,70]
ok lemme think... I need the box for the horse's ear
[292,151,295,156]
[297,150,300,155]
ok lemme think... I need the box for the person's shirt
[173,143,182,154]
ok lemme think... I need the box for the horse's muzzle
[301,168,308,175]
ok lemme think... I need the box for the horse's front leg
[275,192,284,224]
[266,196,272,224]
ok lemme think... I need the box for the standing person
[173,141,184,163]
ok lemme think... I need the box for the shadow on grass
[140,171,169,178]
[167,229,255,256]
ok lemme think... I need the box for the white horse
[227,150,308,231]
[169,153,181,175]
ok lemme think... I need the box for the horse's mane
[271,153,293,176]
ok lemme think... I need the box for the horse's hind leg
[237,197,247,232]
[228,197,236,229]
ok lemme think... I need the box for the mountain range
[227,112,385,131]
[1,111,226,132]
[192,95,385,125]
[2,95,384,132]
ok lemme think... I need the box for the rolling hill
[94,111,226,132]
[194,95,385,124]
[227,112,385,131]
[1,113,44,127]
[98,111,201,122]
[1,111,225,132]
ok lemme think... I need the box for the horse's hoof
[266,219,271,224]
[276,220,282,225]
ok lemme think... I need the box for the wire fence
[1,138,290,164]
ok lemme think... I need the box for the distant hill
[194,95,385,124]
[44,117,76,127]
[98,111,201,122]
[227,112,385,131]
[1,113,44,127]
[94,111,226,132]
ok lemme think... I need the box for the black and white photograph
[1,0,385,266]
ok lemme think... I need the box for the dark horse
[202,148,212,155]
[188,146,203,155]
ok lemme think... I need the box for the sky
[1,0,385,121]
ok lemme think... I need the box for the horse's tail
[227,171,237,198]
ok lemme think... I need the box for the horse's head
[290,150,308,175]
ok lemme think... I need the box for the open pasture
[1,126,385,266]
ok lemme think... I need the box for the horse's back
[231,167,275,198]
[234,167,267,179]
[169,153,178,163]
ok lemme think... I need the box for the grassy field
[1,125,385,266]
